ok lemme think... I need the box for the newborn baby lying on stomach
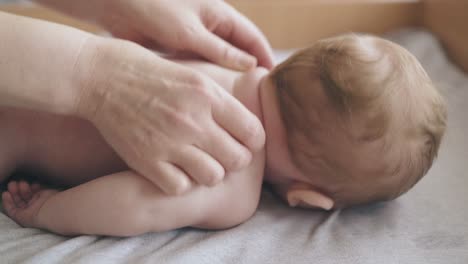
[0,34,447,236]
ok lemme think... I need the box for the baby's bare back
[0,107,126,186]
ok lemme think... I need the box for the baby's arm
[2,105,264,236]
[34,153,264,236]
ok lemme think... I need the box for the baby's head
[262,34,447,209]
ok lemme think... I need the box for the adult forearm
[0,11,95,114]
[34,0,114,26]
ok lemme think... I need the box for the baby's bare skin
[1,61,267,236]
[3,34,438,236]
[0,108,127,186]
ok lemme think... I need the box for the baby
[0,34,447,236]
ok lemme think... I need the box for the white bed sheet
[1,29,468,264]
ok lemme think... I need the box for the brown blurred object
[423,0,468,73]
[227,0,423,48]
[0,1,467,73]
[0,4,101,33]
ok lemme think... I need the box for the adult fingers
[175,145,225,186]
[215,5,275,69]
[212,93,266,153]
[140,161,192,195]
[198,121,253,173]
[186,28,257,71]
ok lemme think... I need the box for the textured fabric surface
[1,29,467,264]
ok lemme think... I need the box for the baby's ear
[286,182,334,210]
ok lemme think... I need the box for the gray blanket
[1,29,467,264]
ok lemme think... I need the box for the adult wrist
[0,12,105,116]
[72,36,137,122]
[72,35,110,120]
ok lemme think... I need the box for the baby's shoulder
[232,67,269,117]
[235,67,269,92]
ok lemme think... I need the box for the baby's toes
[18,181,33,202]
[7,182,26,208]
[2,191,18,217]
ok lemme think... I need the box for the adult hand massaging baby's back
[1,34,446,236]
[0,0,274,197]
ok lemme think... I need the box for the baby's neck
[231,68,301,184]
[257,74,306,185]
[231,69,275,173]
[231,68,269,126]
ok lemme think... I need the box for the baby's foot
[2,181,57,228]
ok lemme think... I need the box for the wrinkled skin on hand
[104,0,274,70]
[37,0,274,70]
[75,38,266,195]
[33,0,272,193]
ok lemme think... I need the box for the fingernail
[209,171,222,185]
[238,54,257,70]
[174,177,191,195]
[287,193,300,207]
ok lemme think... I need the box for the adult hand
[75,37,266,194]
[37,0,275,70]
